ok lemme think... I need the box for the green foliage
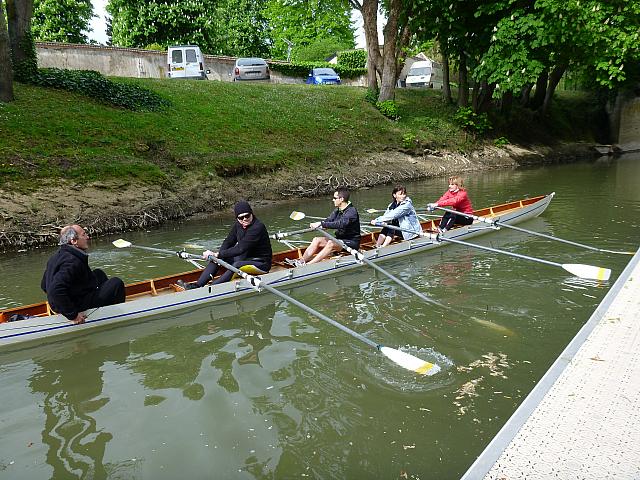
[31,0,93,44]
[364,87,379,105]
[493,136,509,147]
[292,38,352,62]
[30,69,170,111]
[376,100,400,120]
[264,0,354,60]
[453,107,492,134]
[12,32,38,82]
[145,43,165,51]
[337,50,366,69]
[269,60,366,79]
[402,132,417,149]
[107,0,270,57]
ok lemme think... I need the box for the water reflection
[28,342,128,479]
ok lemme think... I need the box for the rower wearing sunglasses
[178,201,272,289]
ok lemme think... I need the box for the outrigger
[0,193,615,358]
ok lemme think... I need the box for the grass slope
[0,79,597,190]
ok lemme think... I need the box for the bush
[268,60,366,79]
[30,68,171,111]
[376,100,400,120]
[453,106,492,135]
[337,50,366,69]
[293,38,352,62]
[364,87,378,105]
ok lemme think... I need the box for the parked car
[306,68,341,85]
[167,45,209,80]
[232,58,270,81]
[405,59,443,88]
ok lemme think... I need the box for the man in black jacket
[41,225,125,324]
[180,201,272,289]
[288,187,360,266]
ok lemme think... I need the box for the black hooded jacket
[41,244,100,320]
[218,217,272,263]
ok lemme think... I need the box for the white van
[405,60,443,89]
[167,45,208,80]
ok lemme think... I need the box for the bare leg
[307,240,341,265]
[376,234,387,247]
[382,235,393,246]
[301,237,329,262]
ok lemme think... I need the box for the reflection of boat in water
[0,194,554,348]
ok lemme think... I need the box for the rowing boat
[0,193,554,348]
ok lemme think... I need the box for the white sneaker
[285,258,306,267]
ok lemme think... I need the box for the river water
[0,155,638,479]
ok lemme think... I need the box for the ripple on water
[360,345,455,393]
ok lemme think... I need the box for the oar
[112,239,441,376]
[376,223,612,281]
[290,211,326,221]
[270,227,317,240]
[432,205,634,256]
[366,208,439,217]
[313,228,442,306]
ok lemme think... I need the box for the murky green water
[1,155,638,479]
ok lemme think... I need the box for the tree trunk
[377,0,401,102]
[6,0,35,81]
[442,49,452,103]
[476,81,495,113]
[530,70,548,110]
[541,64,567,116]
[0,3,14,102]
[353,0,382,91]
[520,83,533,107]
[457,50,468,107]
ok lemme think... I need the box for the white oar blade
[112,239,132,248]
[562,263,611,281]
[366,208,379,214]
[380,346,441,376]
[289,211,306,221]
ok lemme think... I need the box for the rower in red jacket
[427,175,474,232]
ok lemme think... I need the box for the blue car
[306,67,341,85]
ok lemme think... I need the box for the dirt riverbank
[0,143,597,251]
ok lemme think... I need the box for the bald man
[41,225,125,324]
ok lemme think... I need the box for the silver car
[232,58,270,81]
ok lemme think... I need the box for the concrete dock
[462,248,640,480]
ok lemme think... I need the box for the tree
[6,0,36,82]
[107,0,218,50]
[348,0,382,91]
[209,0,269,57]
[264,0,355,60]
[31,0,93,43]
[0,0,14,102]
[292,37,352,62]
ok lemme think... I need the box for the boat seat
[231,264,268,279]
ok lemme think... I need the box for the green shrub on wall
[337,50,366,69]
[269,60,366,79]
[31,68,171,111]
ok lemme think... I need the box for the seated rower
[179,201,272,289]
[41,225,125,324]
[427,175,474,232]
[370,185,422,246]
[286,187,360,266]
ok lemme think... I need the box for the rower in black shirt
[285,187,360,267]
[178,201,272,289]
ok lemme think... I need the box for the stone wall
[35,42,366,86]
[617,96,640,152]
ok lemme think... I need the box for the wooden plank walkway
[462,248,640,480]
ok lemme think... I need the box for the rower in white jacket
[371,186,422,247]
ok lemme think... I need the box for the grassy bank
[0,79,598,190]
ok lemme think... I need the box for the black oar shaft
[314,228,440,306]
[377,222,562,268]
[434,205,631,255]
[206,255,379,349]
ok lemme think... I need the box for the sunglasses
[236,213,252,220]
[332,196,340,200]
